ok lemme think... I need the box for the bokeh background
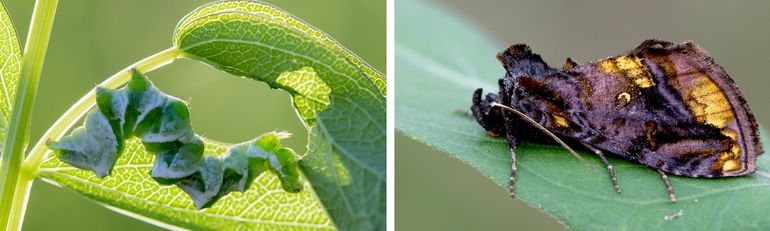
[3,0,384,230]
[396,0,770,230]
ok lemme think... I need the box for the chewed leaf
[276,67,331,126]
[173,0,385,96]
[47,71,303,209]
[39,137,334,230]
[174,1,386,229]
[0,1,22,147]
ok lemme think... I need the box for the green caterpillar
[48,70,303,209]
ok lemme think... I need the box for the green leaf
[275,67,331,127]
[38,137,335,230]
[173,1,385,230]
[396,0,770,230]
[0,2,22,149]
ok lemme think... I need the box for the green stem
[3,47,181,231]
[0,0,58,229]
[4,172,32,231]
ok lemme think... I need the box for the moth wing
[631,39,674,53]
[497,44,558,77]
[578,110,735,177]
[565,40,762,177]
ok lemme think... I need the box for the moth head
[471,88,506,137]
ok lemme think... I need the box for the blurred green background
[3,0,383,230]
[396,0,770,230]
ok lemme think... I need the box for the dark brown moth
[471,39,763,203]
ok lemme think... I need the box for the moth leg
[656,169,677,203]
[505,133,520,198]
[581,142,622,194]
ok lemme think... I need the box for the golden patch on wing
[721,129,738,141]
[722,160,742,172]
[552,115,569,128]
[598,55,655,88]
[713,142,743,172]
[730,145,741,156]
[682,74,734,128]
[599,59,619,73]
[615,92,631,108]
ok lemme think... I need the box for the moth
[471,39,763,202]
[49,70,303,209]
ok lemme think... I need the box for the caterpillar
[47,69,302,209]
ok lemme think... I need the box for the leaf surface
[39,138,335,231]
[0,2,22,149]
[173,1,386,230]
[395,0,770,230]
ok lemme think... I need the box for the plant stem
[0,0,58,229]
[3,47,181,231]
[4,171,32,231]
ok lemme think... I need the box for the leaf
[39,137,335,230]
[275,67,331,127]
[396,0,770,230]
[0,2,22,150]
[173,1,385,230]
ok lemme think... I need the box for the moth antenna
[491,102,596,172]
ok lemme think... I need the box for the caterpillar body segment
[49,70,302,209]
